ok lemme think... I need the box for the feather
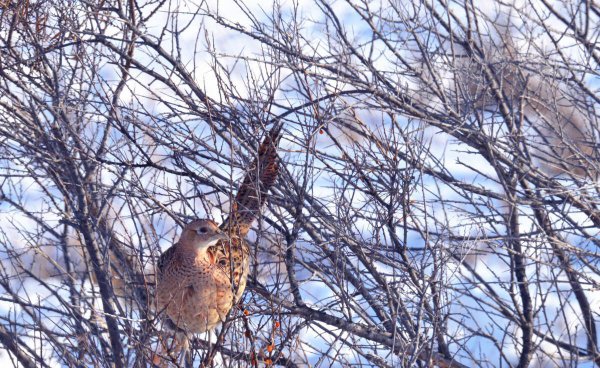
[221,123,282,237]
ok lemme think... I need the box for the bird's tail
[222,123,282,237]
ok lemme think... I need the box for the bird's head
[180,219,228,250]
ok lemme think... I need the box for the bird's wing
[221,124,282,237]
[157,244,177,274]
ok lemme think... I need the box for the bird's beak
[211,232,229,242]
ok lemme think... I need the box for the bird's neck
[177,236,207,253]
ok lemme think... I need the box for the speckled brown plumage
[156,125,281,337]
[220,124,281,238]
[211,124,281,305]
[156,220,232,333]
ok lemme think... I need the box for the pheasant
[155,126,281,364]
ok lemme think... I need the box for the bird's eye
[198,227,208,234]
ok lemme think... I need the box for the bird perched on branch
[154,125,281,364]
